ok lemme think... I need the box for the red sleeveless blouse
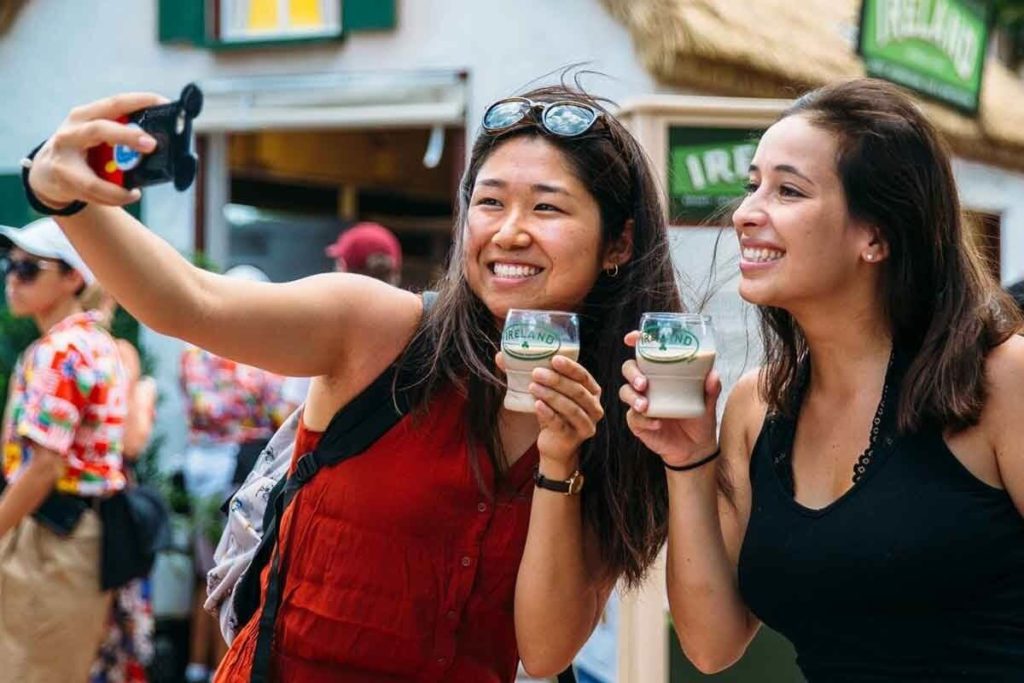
[215,384,539,682]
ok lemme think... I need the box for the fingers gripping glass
[482,97,602,137]
[1,257,61,283]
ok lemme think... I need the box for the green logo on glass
[637,323,700,363]
[502,323,561,361]
[858,0,990,113]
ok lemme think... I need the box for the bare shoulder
[313,272,422,327]
[981,334,1024,511]
[304,277,425,429]
[721,368,768,460]
[983,334,1024,411]
[318,273,423,367]
[716,369,766,556]
[979,334,1024,439]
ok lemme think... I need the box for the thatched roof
[0,0,29,35]
[601,0,1024,171]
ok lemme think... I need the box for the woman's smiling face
[733,114,877,310]
[464,135,610,321]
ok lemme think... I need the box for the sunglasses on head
[1,256,63,283]
[482,97,603,137]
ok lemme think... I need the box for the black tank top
[737,369,1024,682]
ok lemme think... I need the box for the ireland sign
[668,127,761,225]
[858,0,991,113]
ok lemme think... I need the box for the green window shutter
[343,0,396,32]
[159,0,207,45]
[0,174,36,227]
[0,173,140,228]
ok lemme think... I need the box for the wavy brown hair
[397,82,681,586]
[759,79,1020,433]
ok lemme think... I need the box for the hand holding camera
[25,84,203,214]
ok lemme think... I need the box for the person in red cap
[325,222,402,286]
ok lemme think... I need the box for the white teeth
[742,247,784,263]
[492,263,541,278]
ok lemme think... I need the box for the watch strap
[533,467,584,495]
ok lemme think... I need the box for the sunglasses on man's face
[1,257,62,283]
[482,97,603,137]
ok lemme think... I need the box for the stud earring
[865,254,875,262]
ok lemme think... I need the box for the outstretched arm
[27,93,419,378]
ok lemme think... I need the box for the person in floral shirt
[82,285,157,683]
[180,264,297,683]
[0,218,128,682]
[180,344,293,447]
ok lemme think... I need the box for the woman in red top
[26,80,685,680]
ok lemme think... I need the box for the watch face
[568,473,585,495]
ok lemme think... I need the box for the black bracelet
[664,449,721,472]
[20,142,88,217]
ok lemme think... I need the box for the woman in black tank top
[619,79,1024,682]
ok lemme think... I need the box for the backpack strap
[249,291,436,682]
[558,668,578,683]
[249,364,404,682]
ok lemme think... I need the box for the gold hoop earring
[605,264,620,278]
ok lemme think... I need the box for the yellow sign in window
[247,0,278,32]
[221,0,339,41]
[289,0,323,28]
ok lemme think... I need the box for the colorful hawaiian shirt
[180,345,296,445]
[2,311,128,497]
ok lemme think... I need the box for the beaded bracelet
[664,449,721,472]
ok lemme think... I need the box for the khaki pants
[0,509,112,683]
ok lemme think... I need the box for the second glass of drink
[501,309,580,413]
[635,313,716,419]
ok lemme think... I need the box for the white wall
[0,0,662,460]
[952,157,1024,286]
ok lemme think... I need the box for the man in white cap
[0,218,129,681]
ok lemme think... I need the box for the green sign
[858,0,991,113]
[668,127,761,225]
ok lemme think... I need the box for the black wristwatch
[534,467,585,496]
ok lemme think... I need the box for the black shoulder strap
[233,367,401,635]
[248,291,436,682]
[558,668,578,683]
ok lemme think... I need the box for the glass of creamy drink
[501,309,580,413]
[636,313,716,419]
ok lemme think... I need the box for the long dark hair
[398,82,680,585]
[759,78,1020,432]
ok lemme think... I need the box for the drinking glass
[635,313,716,419]
[501,309,580,413]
